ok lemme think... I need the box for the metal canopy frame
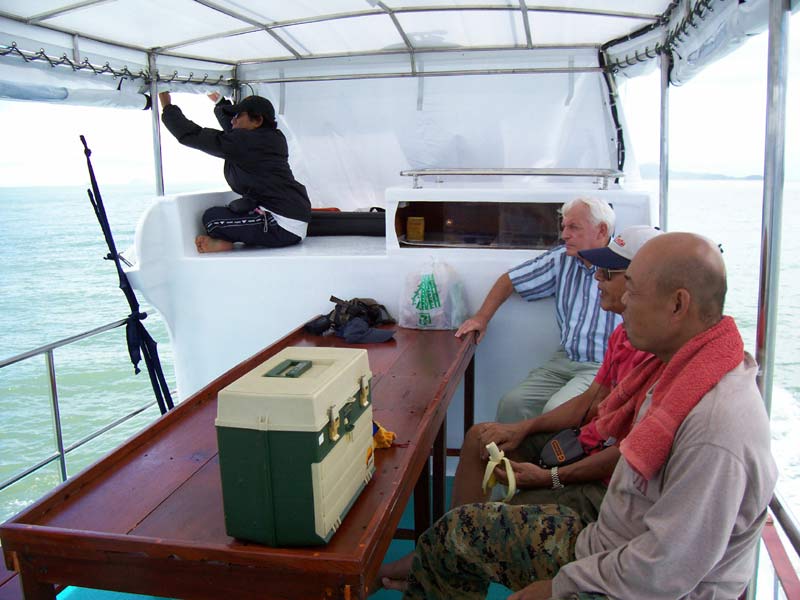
[0,1,667,84]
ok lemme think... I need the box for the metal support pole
[746,2,790,593]
[658,52,670,231]
[232,65,241,103]
[148,52,165,196]
[45,350,68,482]
[755,0,790,415]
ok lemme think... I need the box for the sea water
[1,180,799,527]
[0,183,189,522]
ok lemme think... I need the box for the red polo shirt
[578,324,652,482]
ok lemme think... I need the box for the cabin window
[395,201,562,249]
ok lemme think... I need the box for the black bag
[304,315,332,335]
[304,296,395,335]
[538,385,609,469]
[538,428,586,469]
[307,209,386,237]
[328,296,395,329]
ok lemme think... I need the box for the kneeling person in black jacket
[158,91,311,253]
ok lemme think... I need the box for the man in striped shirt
[456,197,620,422]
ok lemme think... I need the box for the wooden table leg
[413,458,431,541]
[464,355,475,435]
[16,558,56,600]
[432,420,447,522]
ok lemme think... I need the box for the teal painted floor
[370,478,511,600]
[59,477,511,599]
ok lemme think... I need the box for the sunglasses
[598,267,626,281]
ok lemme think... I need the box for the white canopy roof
[0,0,779,208]
[0,1,774,88]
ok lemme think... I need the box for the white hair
[560,197,615,234]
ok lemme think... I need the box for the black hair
[238,111,275,129]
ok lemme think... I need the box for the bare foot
[196,235,234,253]
[381,576,409,592]
[374,552,414,593]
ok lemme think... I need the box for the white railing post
[148,52,165,196]
[658,52,670,231]
[755,0,790,412]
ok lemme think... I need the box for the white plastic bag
[399,260,469,330]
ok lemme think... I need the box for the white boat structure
[1,0,799,598]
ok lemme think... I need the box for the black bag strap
[573,384,611,454]
[80,135,173,415]
[577,383,605,429]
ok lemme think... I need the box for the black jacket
[161,100,311,222]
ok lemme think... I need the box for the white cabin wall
[127,186,652,453]
[131,224,558,416]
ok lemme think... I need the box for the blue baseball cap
[339,317,395,344]
[578,225,663,269]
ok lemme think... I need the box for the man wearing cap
[466,226,663,512]
[396,232,776,600]
[377,225,661,592]
[158,91,311,253]
[456,197,619,422]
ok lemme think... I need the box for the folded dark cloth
[337,317,395,344]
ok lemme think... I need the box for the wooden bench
[0,561,22,600]
[1,324,475,600]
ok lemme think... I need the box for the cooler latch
[359,374,370,407]
[328,405,341,442]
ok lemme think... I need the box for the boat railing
[0,319,165,495]
[766,493,800,598]
[399,167,624,189]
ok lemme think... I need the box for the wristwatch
[550,466,565,490]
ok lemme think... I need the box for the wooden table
[1,324,476,600]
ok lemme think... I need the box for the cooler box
[215,346,376,546]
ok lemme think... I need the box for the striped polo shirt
[507,245,620,364]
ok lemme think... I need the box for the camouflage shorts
[402,502,608,600]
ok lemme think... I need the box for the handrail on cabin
[400,167,624,189]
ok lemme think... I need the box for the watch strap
[550,466,564,490]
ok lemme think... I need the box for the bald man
[399,233,777,600]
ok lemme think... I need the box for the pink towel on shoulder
[595,316,744,480]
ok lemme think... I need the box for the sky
[0,12,798,189]
[619,14,800,179]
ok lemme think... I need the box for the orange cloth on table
[595,316,744,480]
[372,420,396,449]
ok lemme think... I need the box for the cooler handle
[264,359,312,378]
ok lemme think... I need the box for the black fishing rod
[80,135,174,415]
